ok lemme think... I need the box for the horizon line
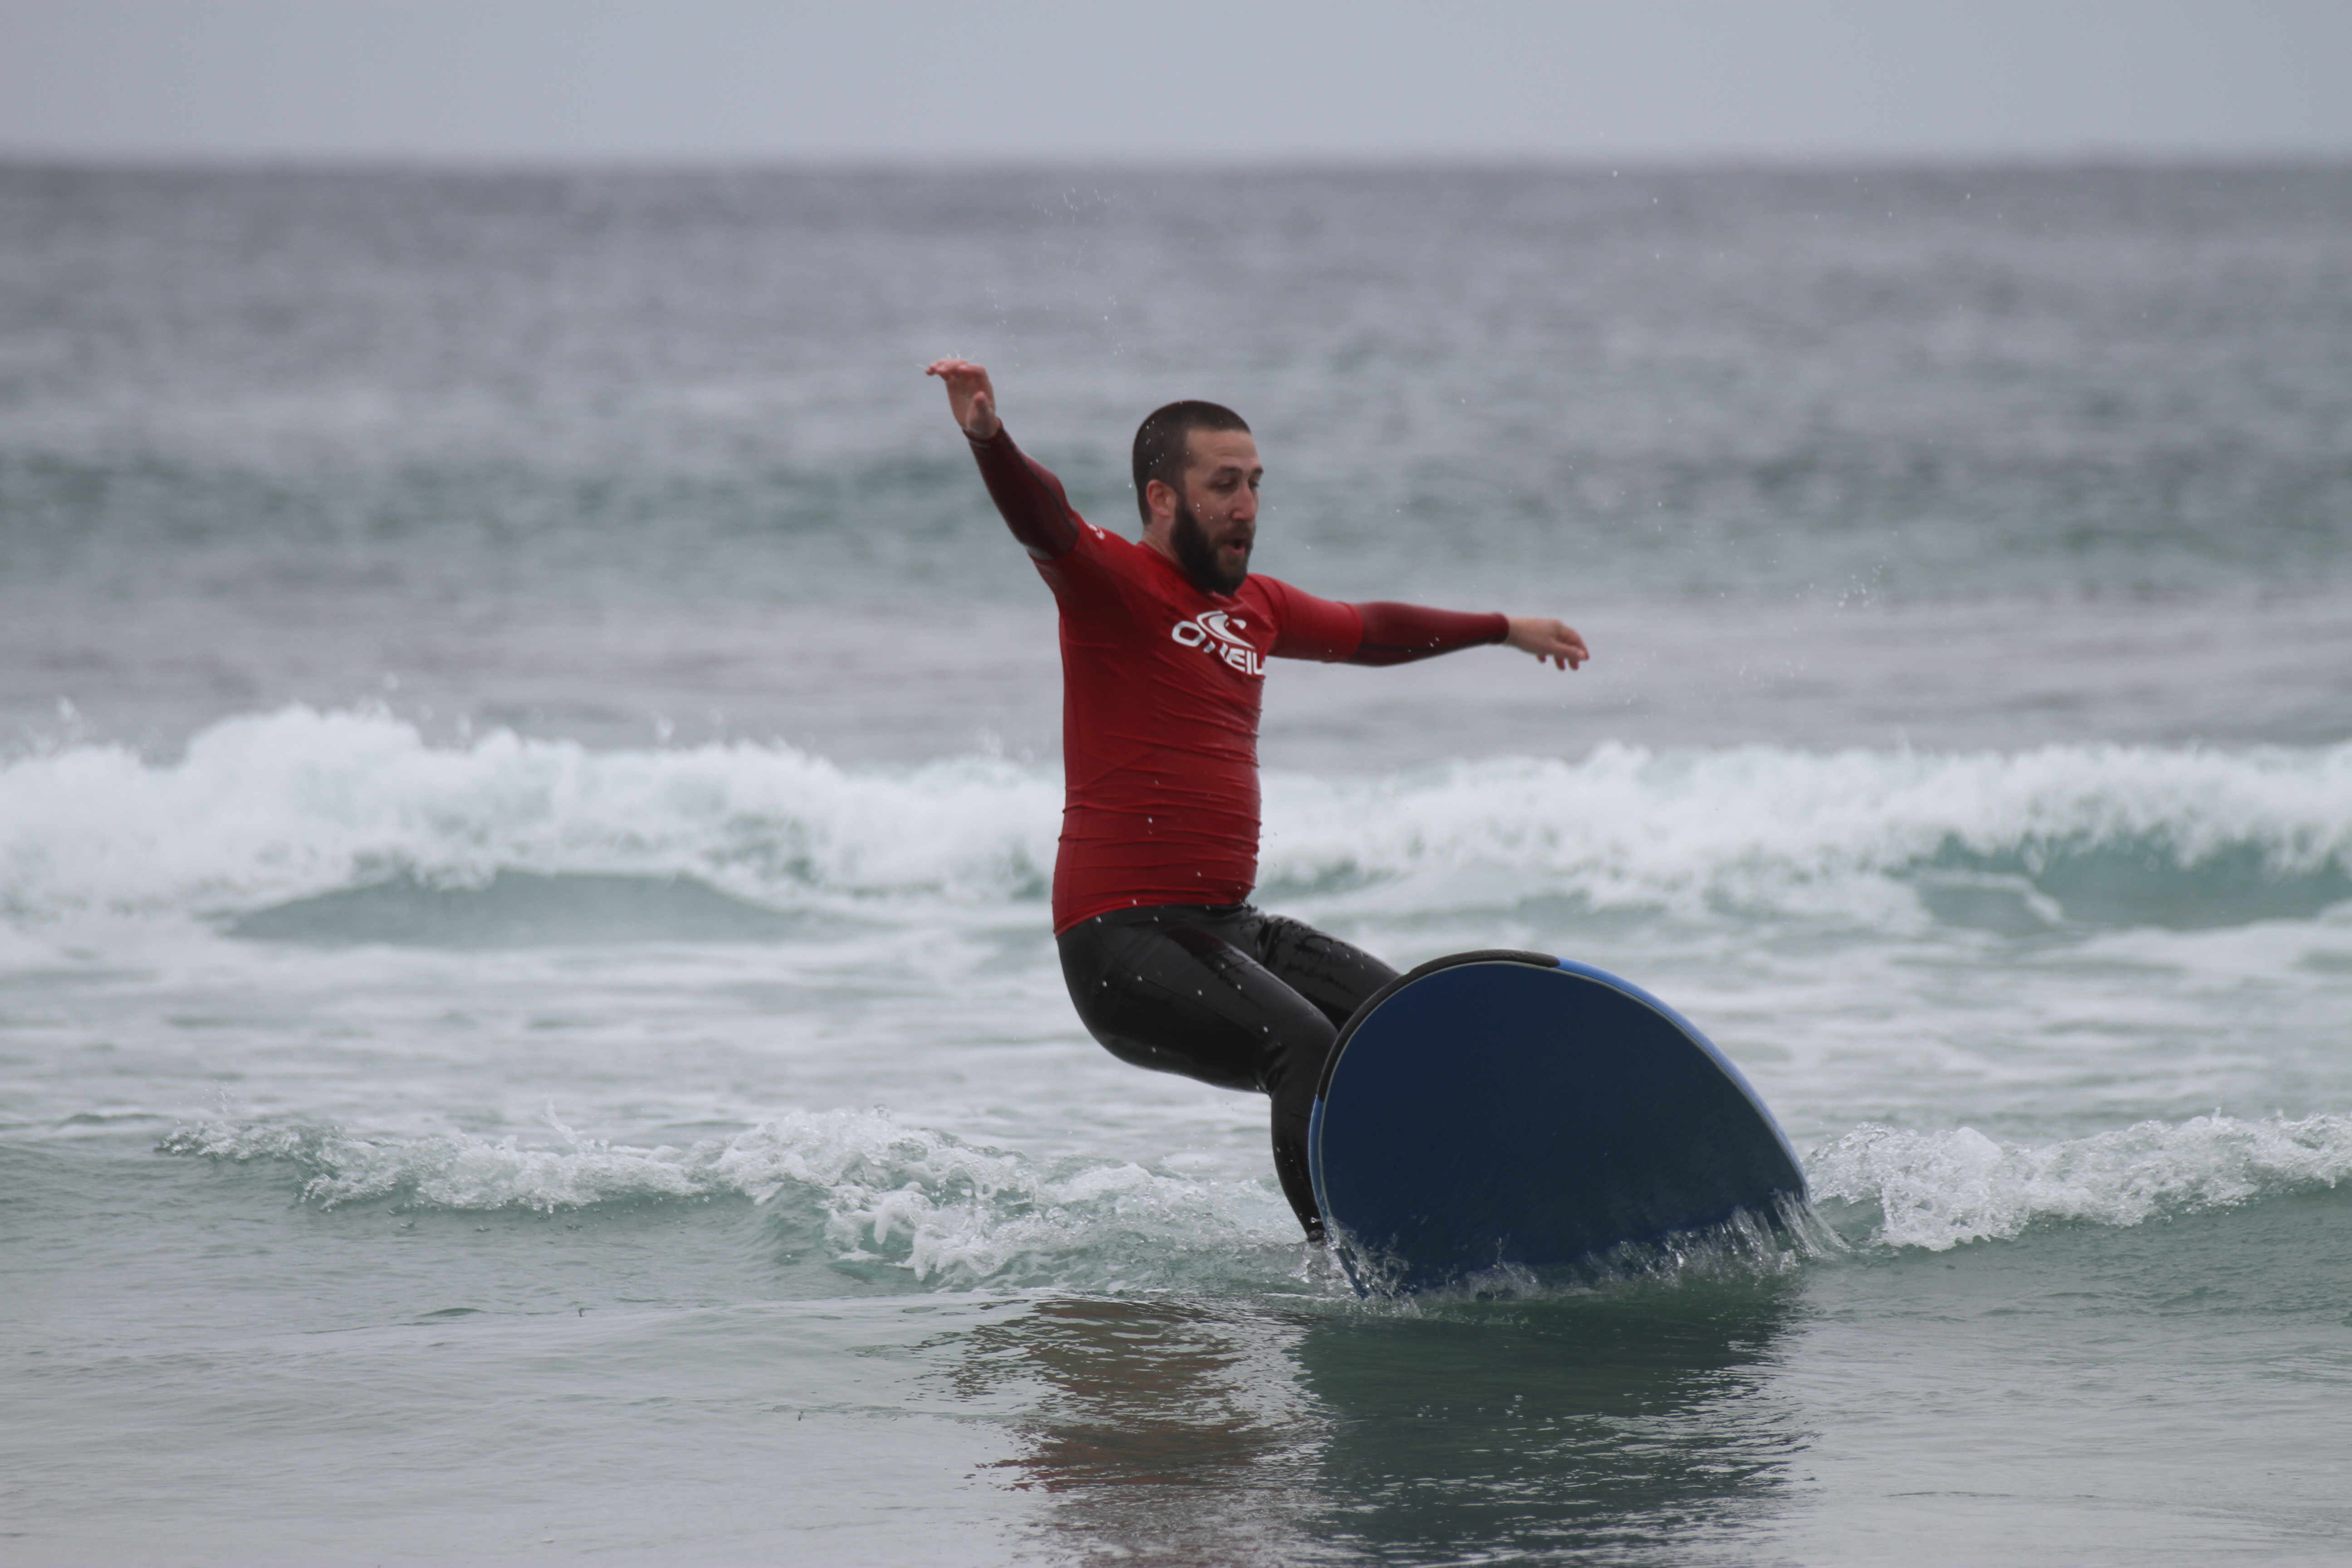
[8,146,2352,178]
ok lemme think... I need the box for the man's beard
[1171,497,1249,595]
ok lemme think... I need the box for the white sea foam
[162,1102,2352,1293]
[0,706,1058,924]
[1807,1112,2352,1251]
[158,1107,1295,1290]
[6,707,2351,929]
[1266,740,2352,922]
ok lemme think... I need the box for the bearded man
[927,358,1588,1240]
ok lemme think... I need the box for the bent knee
[1085,1022,1262,1093]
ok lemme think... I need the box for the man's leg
[1055,906,1396,1239]
[1240,911,1398,1237]
[1244,911,1398,1034]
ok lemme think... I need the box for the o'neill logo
[1170,611,1265,677]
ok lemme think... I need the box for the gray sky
[4,0,2349,163]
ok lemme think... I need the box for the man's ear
[1144,477,1180,529]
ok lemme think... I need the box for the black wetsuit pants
[1056,903,1397,1240]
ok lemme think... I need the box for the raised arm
[926,358,1079,562]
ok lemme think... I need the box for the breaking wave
[1807,1112,2352,1251]
[157,1108,1298,1291]
[5,706,2351,933]
[159,1106,2352,1292]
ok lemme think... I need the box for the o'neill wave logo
[1170,611,1265,677]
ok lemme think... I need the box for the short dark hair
[1131,400,1250,524]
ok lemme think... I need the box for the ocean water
[4,163,2351,1565]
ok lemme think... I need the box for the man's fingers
[1504,616,1588,670]
[1528,625,1587,671]
[927,358,1000,436]
[925,358,991,393]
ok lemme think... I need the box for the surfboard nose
[1308,950,1806,1293]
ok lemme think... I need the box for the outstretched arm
[1348,605,1588,670]
[926,358,1078,561]
[1346,603,1508,666]
[1272,587,1589,670]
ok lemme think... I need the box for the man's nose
[1232,488,1259,524]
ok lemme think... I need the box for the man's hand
[1505,617,1589,670]
[926,358,1001,441]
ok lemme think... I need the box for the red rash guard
[970,426,1507,932]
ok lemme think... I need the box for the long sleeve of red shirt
[1258,580,1506,665]
[1344,600,1508,664]
[967,425,1080,561]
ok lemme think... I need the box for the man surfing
[928,358,1588,1240]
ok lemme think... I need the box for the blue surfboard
[1308,950,1805,1292]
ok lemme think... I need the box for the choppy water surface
[4,163,2351,1565]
